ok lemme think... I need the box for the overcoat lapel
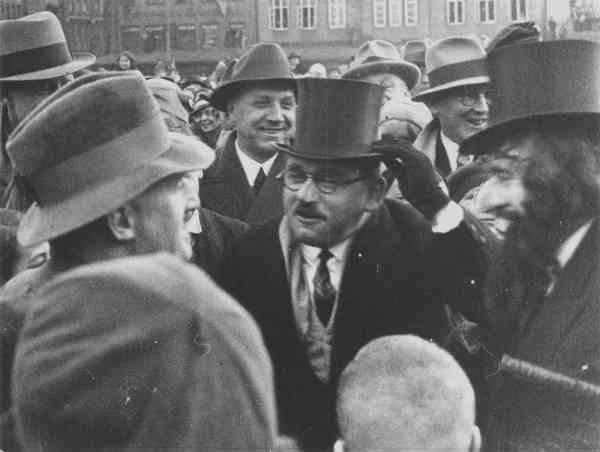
[246,152,285,224]
[516,219,600,363]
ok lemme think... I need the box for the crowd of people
[0,9,599,452]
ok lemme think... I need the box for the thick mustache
[294,205,326,219]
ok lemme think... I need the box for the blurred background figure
[336,335,481,452]
[402,40,429,93]
[190,97,223,148]
[146,77,192,135]
[288,51,307,76]
[328,66,341,78]
[153,59,168,78]
[379,99,433,143]
[115,51,136,71]
[306,63,327,78]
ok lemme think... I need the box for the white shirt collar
[556,220,594,269]
[235,139,278,186]
[300,239,352,292]
[440,131,460,172]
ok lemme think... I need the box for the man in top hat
[201,42,296,224]
[460,40,600,451]
[0,11,95,211]
[0,71,215,452]
[413,36,491,179]
[336,335,481,452]
[223,78,487,450]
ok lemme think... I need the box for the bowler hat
[13,252,276,452]
[463,40,600,154]
[0,11,95,81]
[211,43,295,111]
[342,40,421,90]
[413,36,489,102]
[274,78,384,160]
[403,40,427,67]
[7,71,215,247]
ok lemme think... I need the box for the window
[389,0,402,27]
[269,0,289,30]
[511,0,527,21]
[373,0,386,27]
[329,0,346,28]
[404,0,417,25]
[143,25,166,52]
[175,24,196,50]
[201,24,218,48]
[478,0,495,22]
[447,0,465,24]
[297,0,317,29]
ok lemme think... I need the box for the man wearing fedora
[201,42,296,224]
[223,78,487,450]
[0,11,95,211]
[459,40,600,452]
[0,71,215,452]
[413,36,491,179]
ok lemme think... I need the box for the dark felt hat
[463,40,600,155]
[211,43,295,111]
[413,36,489,102]
[342,40,421,90]
[403,40,427,66]
[274,78,384,160]
[486,21,541,53]
[13,252,277,452]
[7,71,215,247]
[0,11,95,81]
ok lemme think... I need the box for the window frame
[373,0,387,28]
[510,0,527,22]
[269,0,290,30]
[477,0,496,23]
[297,0,317,30]
[447,0,465,25]
[328,0,346,28]
[404,0,418,26]
[388,0,403,27]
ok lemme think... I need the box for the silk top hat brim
[0,11,95,81]
[462,40,600,155]
[210,42,295,111]
[342,59,421,91]
[275,78,384,160]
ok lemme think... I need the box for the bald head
[337,335,479,452]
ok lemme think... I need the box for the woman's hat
[210,43,295,111]
[342,40,421,91]
[413,36,490,102]
[0,11,95,81]
[7,71,215,247]
[274,78,384,160]
[462,40,600,155]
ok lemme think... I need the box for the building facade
[257,0,547,62]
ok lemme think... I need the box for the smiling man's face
[228,85,296,162]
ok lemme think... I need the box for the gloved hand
[374,138,450,220]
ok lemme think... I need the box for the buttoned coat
[485,219,600,452]
[199,132,285,224]
[223,199,486,449]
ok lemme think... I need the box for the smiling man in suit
[224,78,487,451]
[202,42,296,224]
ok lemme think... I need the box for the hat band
[428,58,487,89]
[0,42,72,78]
[29,114,170,205]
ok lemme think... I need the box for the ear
[106,205,137,242]
[333,439,346,452]
[469,426,482,452]
[364,175,387,213]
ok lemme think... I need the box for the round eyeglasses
[278,168,368,194]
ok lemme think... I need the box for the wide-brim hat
[413,36,489,102]
[274,78,384,160]
[462,40,600,155]
[342,40,421,91]
[7,71,215,247]
[0,11,95,82]
[211,43,295,111]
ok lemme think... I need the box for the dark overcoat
[199,132,285,224]
[223,199,486,449]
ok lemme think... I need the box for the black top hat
[463,40,600,154]
[274,78,384,160]
[210,43,295,111]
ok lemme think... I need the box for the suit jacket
[485,218,600,452]
[223,199,486,449]
[200,132,285,224]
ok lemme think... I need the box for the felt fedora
[7,71,215,247]
[342,40,421,90]
[0,11,95,82]
[210,42,295,111]
[274,78,384,160]
[462,40,600,155]
[403,40,427,67]
[413,36,489,102]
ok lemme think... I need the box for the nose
[265,102,285,123]
[295,176,320,202]
[472,93,490,113]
